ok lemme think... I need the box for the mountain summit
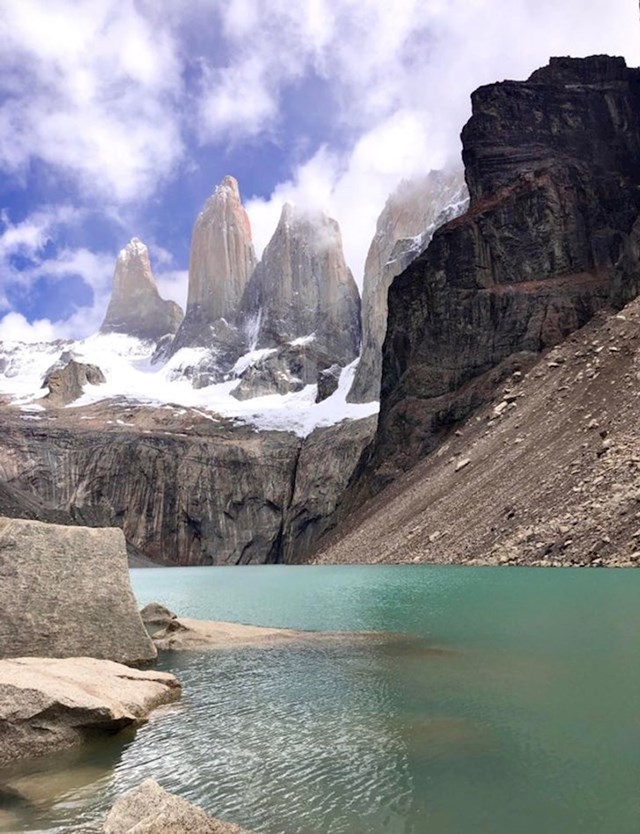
[100,238,183,341]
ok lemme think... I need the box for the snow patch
[0,335,378,437]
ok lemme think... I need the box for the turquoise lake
[2,565,639,833]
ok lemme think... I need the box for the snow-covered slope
[0,333,377,437]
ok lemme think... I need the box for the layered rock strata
[0,517,157,663]
[348,169,468,403]
[348,55,640,505]
[241,205,361,364]
[173,176,256,351]
[0,408,375,565]
[0,658,180,766]
[100,239,183,341]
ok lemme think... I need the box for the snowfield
[0,333,378,437]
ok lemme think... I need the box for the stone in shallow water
[0,657,180,766]
[140,602,177,626]
[103,778,250,833]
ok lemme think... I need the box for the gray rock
[316,364,341,403]
[0,658,180,766]
[0,517,157,664]
[240,204,361,365]
[0,407,375,566]
[43,359,106,406]
[100,239,183,341]
[140,603,177,626]
[103,779,250,833]
[348,169,468,403]
[231,342,333,401]
[172,176,256,355]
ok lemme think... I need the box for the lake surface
[2,565,639,833]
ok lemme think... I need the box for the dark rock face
[0,408,375,566]
[43,359,106,405]
[100,239,184,341]
[351,55,640,502]
[316,364,341,403]
[241,205,361,364]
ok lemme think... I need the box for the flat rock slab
[103,778,250,833]
[151,617,441,655]
[0,657,180,766]
[0,517,156,665]
[152,617,305,651]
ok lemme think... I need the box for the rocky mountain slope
[345,55,640,510]
[100,238,183,341]
[348,169,468,403]
[315,295,640,567]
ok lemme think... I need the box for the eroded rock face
[174,176,257,351]
[241,205,361,364]
[103,779,250,834]
[0,408,375,565]
[348,169,468,403]
[100,239,183,341]
[348,55,640,504]
[0,658,180,766]
[231,342,333,401]
[0,517,157,663]
[43,359,106,406]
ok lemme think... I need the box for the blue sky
[0,0,638,342]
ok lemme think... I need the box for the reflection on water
[2,565,639,834]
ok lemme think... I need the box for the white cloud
[155,269,189,310]
[0,311,66,342]
[1,0,639,336]
[0,0,184,203]
[240,0,640,284]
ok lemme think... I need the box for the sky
[0,0,638,343]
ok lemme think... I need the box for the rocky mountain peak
[100,238,184,341]
[181,175,257,332]
[241,203,361,364]
[348,168,468,403]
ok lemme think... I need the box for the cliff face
[315,295,640,568]
[173,176,257,350]
[349,55,640,503]
[241,205,361,364]
[0,404,374,566]
[100,238,183,341]
[348,169,468,403]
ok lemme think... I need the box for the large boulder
[0,658,180,766]
[103,779,250,833]
[0,517,157,664]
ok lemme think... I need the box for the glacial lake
[2,565,639,833]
